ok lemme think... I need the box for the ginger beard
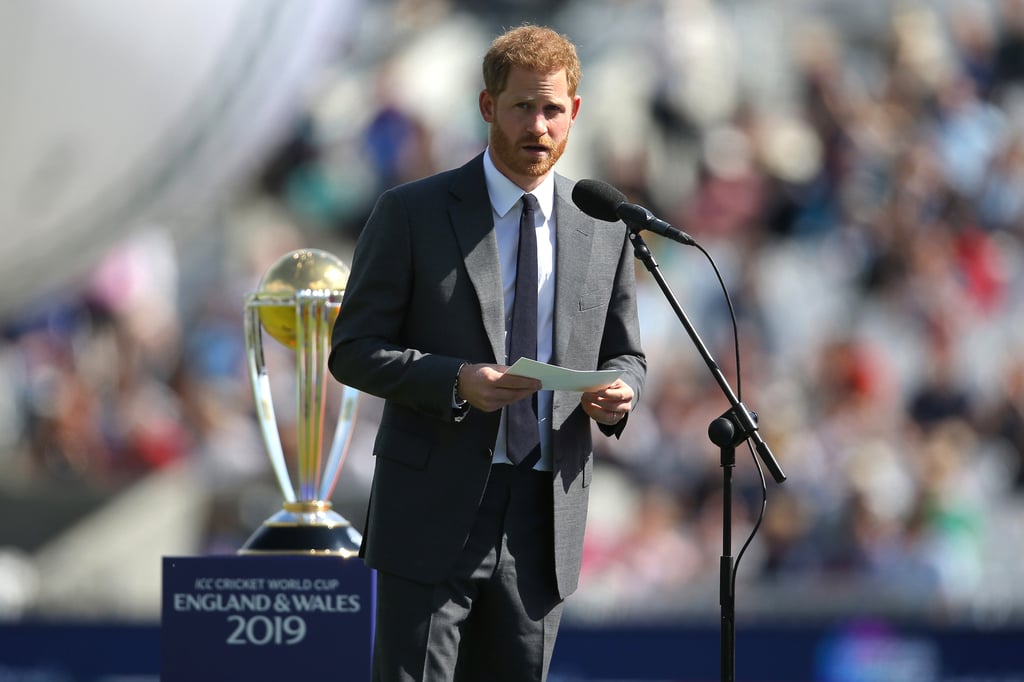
[488,123,569,180]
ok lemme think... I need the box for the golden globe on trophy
[238,248,362,556]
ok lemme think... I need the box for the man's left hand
[581,378,633,426]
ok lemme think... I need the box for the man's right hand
[457,363,542,413]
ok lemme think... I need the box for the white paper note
[506,358,623,392]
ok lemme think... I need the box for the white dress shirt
[482,148,556,471]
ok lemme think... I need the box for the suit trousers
[372,464,565,682]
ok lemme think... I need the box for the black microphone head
[572,179,627,222]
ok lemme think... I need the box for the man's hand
[457,363,542,413]
[581,378,634,426]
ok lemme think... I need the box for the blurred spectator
[991,0,1024,97]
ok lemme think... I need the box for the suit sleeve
[595,224,647,438]
[329,188,465,421]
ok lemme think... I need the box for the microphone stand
[625,230,786,682]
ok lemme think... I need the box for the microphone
[572,179,697,247]
[571,178,626,222]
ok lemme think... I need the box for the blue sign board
[162,555,374,681]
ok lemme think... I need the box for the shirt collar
[483,147,555,220]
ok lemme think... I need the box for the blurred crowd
[3,0,1024,624]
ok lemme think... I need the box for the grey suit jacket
[329,153,646,599]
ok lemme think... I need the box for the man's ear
[479,90,495,123]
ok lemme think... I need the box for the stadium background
[1,0,1023,679]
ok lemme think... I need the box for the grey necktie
[506,193,541,468]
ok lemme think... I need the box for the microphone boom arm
[626,230,786,484]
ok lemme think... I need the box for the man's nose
[526,112,547,135]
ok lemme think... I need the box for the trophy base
[238,503,363,557]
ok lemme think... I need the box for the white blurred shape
[0,0,363,317]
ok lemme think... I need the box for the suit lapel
[449,154,506,363]
[446,163,595,367]
[552,174,593,367]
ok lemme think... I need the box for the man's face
[479,66,581,191]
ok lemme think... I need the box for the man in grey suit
[329,23,646,682]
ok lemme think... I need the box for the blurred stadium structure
[2,0,1024,667]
